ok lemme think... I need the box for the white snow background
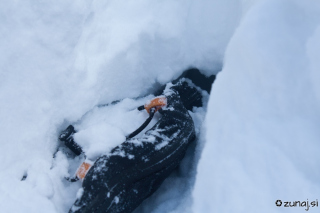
[0,0,319,212]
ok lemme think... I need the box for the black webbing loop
[59,125,84,156]
[137,105,145,111]
[65,176,79,182]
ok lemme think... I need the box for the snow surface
[193,0,320,213]
[1,0,319,212]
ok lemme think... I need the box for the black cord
[126,108,155,139]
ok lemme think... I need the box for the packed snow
[1,0,319,212]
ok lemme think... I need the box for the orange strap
[76,160,93,180]
[144,96,167,113]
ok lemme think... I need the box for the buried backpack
[58,69,215,213]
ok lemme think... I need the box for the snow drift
[193,0,320,212]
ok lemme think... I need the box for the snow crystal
[76,188,84,200]
[128,154,135,160]
[155,141,169,151]
[114,196,120,204]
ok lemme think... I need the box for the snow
[193,0,320,212]
[72,96,156,159]
[1,0,319,212]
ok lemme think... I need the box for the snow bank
[73,0,241,104]
[0,1,90,212]
[0,0,241,212]
[193,0,320,212]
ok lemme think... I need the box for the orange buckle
[144,96,167,113]
[76,159,93,180]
